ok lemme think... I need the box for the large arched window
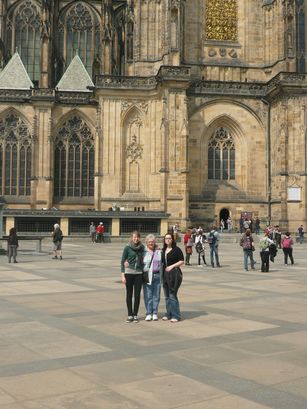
[54,116,94,198]
[7,0,42,81]
[58,2,101,77]
[0,113,32,196]
[208,127,235,181]
[205,0,238,41]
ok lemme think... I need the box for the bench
[0,236,44,253]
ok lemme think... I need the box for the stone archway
[220,208,230,229]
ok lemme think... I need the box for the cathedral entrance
[220,208,230,229]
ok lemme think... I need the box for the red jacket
[96,225,105,234]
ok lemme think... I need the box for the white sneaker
[197,265,202,268]
[145,314,152,321]
[152,314,158,321]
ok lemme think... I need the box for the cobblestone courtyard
[0,237,307,408]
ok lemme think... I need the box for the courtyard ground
[0,236,307,408]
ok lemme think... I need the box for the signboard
[287,187,301,202]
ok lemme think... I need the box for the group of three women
[120,231,184,323]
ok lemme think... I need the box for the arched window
[0,113,32,196]
[208,127,235,180]
[54,116,94,198]
[205,0,238,41]
[58,2,101,77]
[7,1,42,81]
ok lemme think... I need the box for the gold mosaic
[205,0,238,41]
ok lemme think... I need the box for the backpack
[195,241,204,253]
[259,238,269,251]
[240,235,252,250]
[207,231,216,245]
[282,237,292,248]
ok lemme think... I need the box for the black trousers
[283,248,294,265]
[198,253,206,265]
[125,274,143,316]
[260,251,270,272]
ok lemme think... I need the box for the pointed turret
[0,52,34,89]
[56,54,94,92]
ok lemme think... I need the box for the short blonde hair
[145,234,156,245]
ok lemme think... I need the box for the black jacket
[8,233,18,246]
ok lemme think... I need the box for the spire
[0,51,34,89]
[56,55,94,92]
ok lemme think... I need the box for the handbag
[142,251,155,284]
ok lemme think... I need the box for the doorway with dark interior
[220,208,230,230]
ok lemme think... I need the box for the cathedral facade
[0,0,306,235]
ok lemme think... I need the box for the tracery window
[208,127,235,180]
[7,0,42,81]
[54,116,94,198]
[58,2,101,77]
[0,114,32,196]
[205,0,238,41]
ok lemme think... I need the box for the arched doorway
[220,208,230,230]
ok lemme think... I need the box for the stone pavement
[0,237,307,408]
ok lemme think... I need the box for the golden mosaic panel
[205,0,238,41]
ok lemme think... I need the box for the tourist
[96,222,105,243]
[89,222,96,243]
[255,217,260,235]
[161,233,184,323]
[281,232,294,265]
[227,216,233,232]
[7,227,18,263]
[240,228,255,271]
[220,219,225,232]
[259,232,274,272]
[194,229,207,267]
[298,225,304,244]
[52,223,63,260]
[273,225,282,249]
[183,229,193,265]
[208,226,220,267]
[121,231,144,323]
[143,234,162,321]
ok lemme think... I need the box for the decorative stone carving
[208,48,217,57]
[126,135,143,162]
[121,101,149,115]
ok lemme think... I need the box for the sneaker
[126,316,133,323]
[145,314,152,321]
[170,318,179,323]
[197,265,202,268]
[133,316,139,323]
[152,314,158,321]
[162,316,169,321]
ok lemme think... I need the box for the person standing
[220,219,225,232]
[208,226,220,268]
[194,230,207,267]
[96,222,105,243]
[143,235,162,321]
[183,229,193,265]
[7,227,18,263]
[227,217,233,232]
[52,223,63,260]
[121,231,144,323]
[259,232,274,272]
[255,217,260,235]
[281,232,294,265]
[298,225,304,244]
[89,222,96,243]
[240,228,255,271]
[273,225,282,249]
[161,233,184,323]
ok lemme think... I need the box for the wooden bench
[0,236,44,253]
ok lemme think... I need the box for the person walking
[281,232,294,265]
[208,226,220,268]
[89,222,96,243]
[298,225,304,244]
[52,223,63,260]
[194,230,207,267]
[7,227,18,263]
[259,232,274,272]
[161,233,184,323]
[143,235,162,321]
[183,229,193,265]
[121,231,145,323]
[240,228,255,271]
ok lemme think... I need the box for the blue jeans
[143,273,161,315]
[163,285,181,320]
[210,245,220,266]
[243,249,255,270]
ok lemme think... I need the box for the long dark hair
[9,227,16,235]
[162,232,177,252]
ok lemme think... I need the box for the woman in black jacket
[7,227,18,263]
[161,232,184,322]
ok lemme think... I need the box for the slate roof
[0,52,34,90]
[56,55,94,92]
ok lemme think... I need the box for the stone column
[60,217,69,236]
[112,218,120,236]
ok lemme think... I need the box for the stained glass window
[208,127,235,180]
[54,116,94,198]
[58,2,101,77]
[7,0,42,81]
[0,113,32,196]
[205,0,238,41]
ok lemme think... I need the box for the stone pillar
[60,218,69,236]
[160,219,168,236]
[40,1,52,88]
[112,218,120,236]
